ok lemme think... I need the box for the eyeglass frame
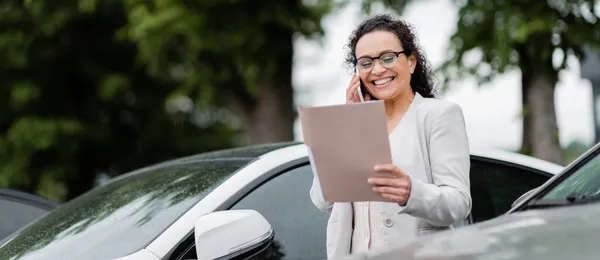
[354,50,408,73]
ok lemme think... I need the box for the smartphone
[355,67,376,101]
[356,67,365,102]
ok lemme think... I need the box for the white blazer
[309,92,472,259]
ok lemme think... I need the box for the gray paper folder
[298,101,394,202]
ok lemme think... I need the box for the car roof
[128,141,562,176]
[264,143,563,175]
[105,142,563,188]
[166,141,302,163]
[0,188,60,210]
[469,147,564,175]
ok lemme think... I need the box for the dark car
[338,142,600,260]
[0,189,59,241]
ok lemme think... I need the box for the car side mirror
[195,209,274,260]
[511,188,539,208]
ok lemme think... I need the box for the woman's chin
[370,89,396,100]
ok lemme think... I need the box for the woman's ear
[408,55,417,74]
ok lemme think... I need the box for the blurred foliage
[0,0,401,202]
[0,0,248,202]
[115,0,342,145]
[359,0,411,14]
[439,0,600,87]
[116,0,335,105]
[433,0,599,164]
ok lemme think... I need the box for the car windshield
[0,158,251,260]
[540,150,600,202]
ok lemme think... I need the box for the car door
[466,156,553,224]
[0,189,59,241]
[228,162,329,260]
[166,161,328,260]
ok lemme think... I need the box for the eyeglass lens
[356,53,398,72]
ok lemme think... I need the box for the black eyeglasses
[355,51,407,72]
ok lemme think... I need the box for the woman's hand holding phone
[346,73,371,104]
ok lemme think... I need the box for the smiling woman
[344,15,435,102]
[310,14,472,259]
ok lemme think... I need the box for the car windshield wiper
[525,192,600,209]
[566,193,591,203]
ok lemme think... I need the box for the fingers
[368,176,411,205]
[374,164,407,178]
[368,176,410,189]
[346,74,359,93]
[351,72,359,84]
[350,82,360,101]
[347,78,359,101]
[372,185,406,195]
[346,73,361,103]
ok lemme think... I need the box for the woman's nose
[371,60,386,74]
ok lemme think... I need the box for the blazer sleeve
[310,173,334,213]
[397,103,472,226]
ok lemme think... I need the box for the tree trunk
[592,84,600,144]
[520,73,533,156]
[517,43,563,164]
[227,33,295,145]
[236,75,295,145]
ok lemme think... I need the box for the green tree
[118,0,411,145]
[0,0,239,201]
[118,0,336,145]
[438,0,600,164]
[0,0,422,202]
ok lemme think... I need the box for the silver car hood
[337,203,600,260]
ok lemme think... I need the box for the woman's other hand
[346,73,371,104]
[368,164,412,206]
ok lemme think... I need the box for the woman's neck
[384,90,415,121]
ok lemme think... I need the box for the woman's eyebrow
[356,49,399,60]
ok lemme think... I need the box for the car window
[469,159,551,223]
[230,164,330,260]
[0,199,50,240]
[541,152,600,201]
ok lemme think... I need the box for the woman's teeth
[374,77,393,85]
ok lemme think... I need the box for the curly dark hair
[344,14,437,98]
